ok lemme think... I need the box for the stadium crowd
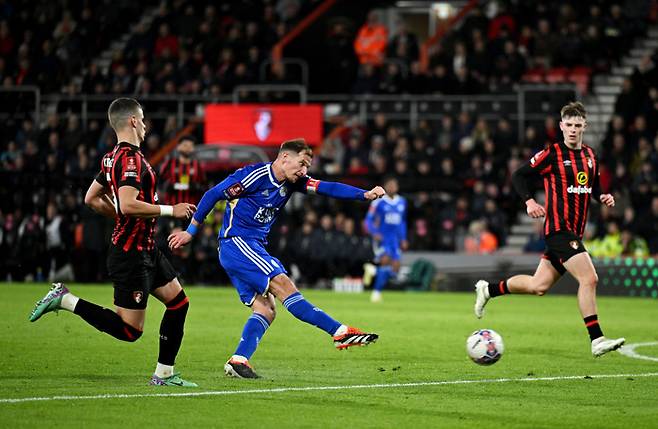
[0,0,657,284]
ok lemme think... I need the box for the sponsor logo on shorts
[567,185,592,194]
[133,291,143,303]
[569,240,579,250]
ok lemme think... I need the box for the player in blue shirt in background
[364,176,408,303]
[168,139,385,378]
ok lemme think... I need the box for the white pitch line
[2,372,658,404]
[619,342,658,362]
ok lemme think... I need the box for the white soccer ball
[466,329,504,365]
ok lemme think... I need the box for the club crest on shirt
[133,291,143,303]
[569,240,579,250]
[587,158,592,168]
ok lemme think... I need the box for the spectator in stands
[636,196,658,254]
[326,20,358,93]
[352,62,379,94]
[464,219,498,254]
[354,10,388,67]
[532,19,558,66]
[524,220,546,253]
[154,23,178,58]
[388,20,418,65]
[620,228,649,257]
[158,134,207,210]
[599,221,623,257]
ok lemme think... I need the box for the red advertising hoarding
[204,104,323,146]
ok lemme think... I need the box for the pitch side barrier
[400,252,657,298]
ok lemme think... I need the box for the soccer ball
[466,329,504,365]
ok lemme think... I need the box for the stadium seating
[0,0,656,284]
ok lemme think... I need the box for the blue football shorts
[219,236,286,306]
[373,241,402,262]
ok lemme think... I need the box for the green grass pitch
[1,283,657,428]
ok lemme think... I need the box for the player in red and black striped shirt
[159,135,206,207]
[29,98,198,386]
[473,102,625,357]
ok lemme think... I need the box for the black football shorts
[542,231,588,275]
[107,245,177,309]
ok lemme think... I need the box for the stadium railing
[259,58,310,88]
[21,84,577,140]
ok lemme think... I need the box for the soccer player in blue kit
[364,176,408,303]
[168,139,384,378]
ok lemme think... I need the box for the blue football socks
[373,266,394,292]
[234,313,270,360]
[283,292,341,335]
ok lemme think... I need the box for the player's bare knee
[581,274,598,289]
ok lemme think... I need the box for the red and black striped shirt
[158,156,206,205]
[515,141,602,239]
[95,142,158,252]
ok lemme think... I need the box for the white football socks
[60,293,79,312]
[333,325,348,336]
[155,363,174,378]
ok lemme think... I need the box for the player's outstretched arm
[168,220,198,249]
[364,186,386,200]
[313,180,385,201]
[118,186,196,219]
[84,179,118,219]
[169,176,238,249]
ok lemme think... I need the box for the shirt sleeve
[191,165,258,224]
[293,176,367,200]
[512,147,554,202]
[528,147,553,172]
[95,169,108,187]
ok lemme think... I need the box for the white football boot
[474,280,490,319]
[591,337,626,357]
